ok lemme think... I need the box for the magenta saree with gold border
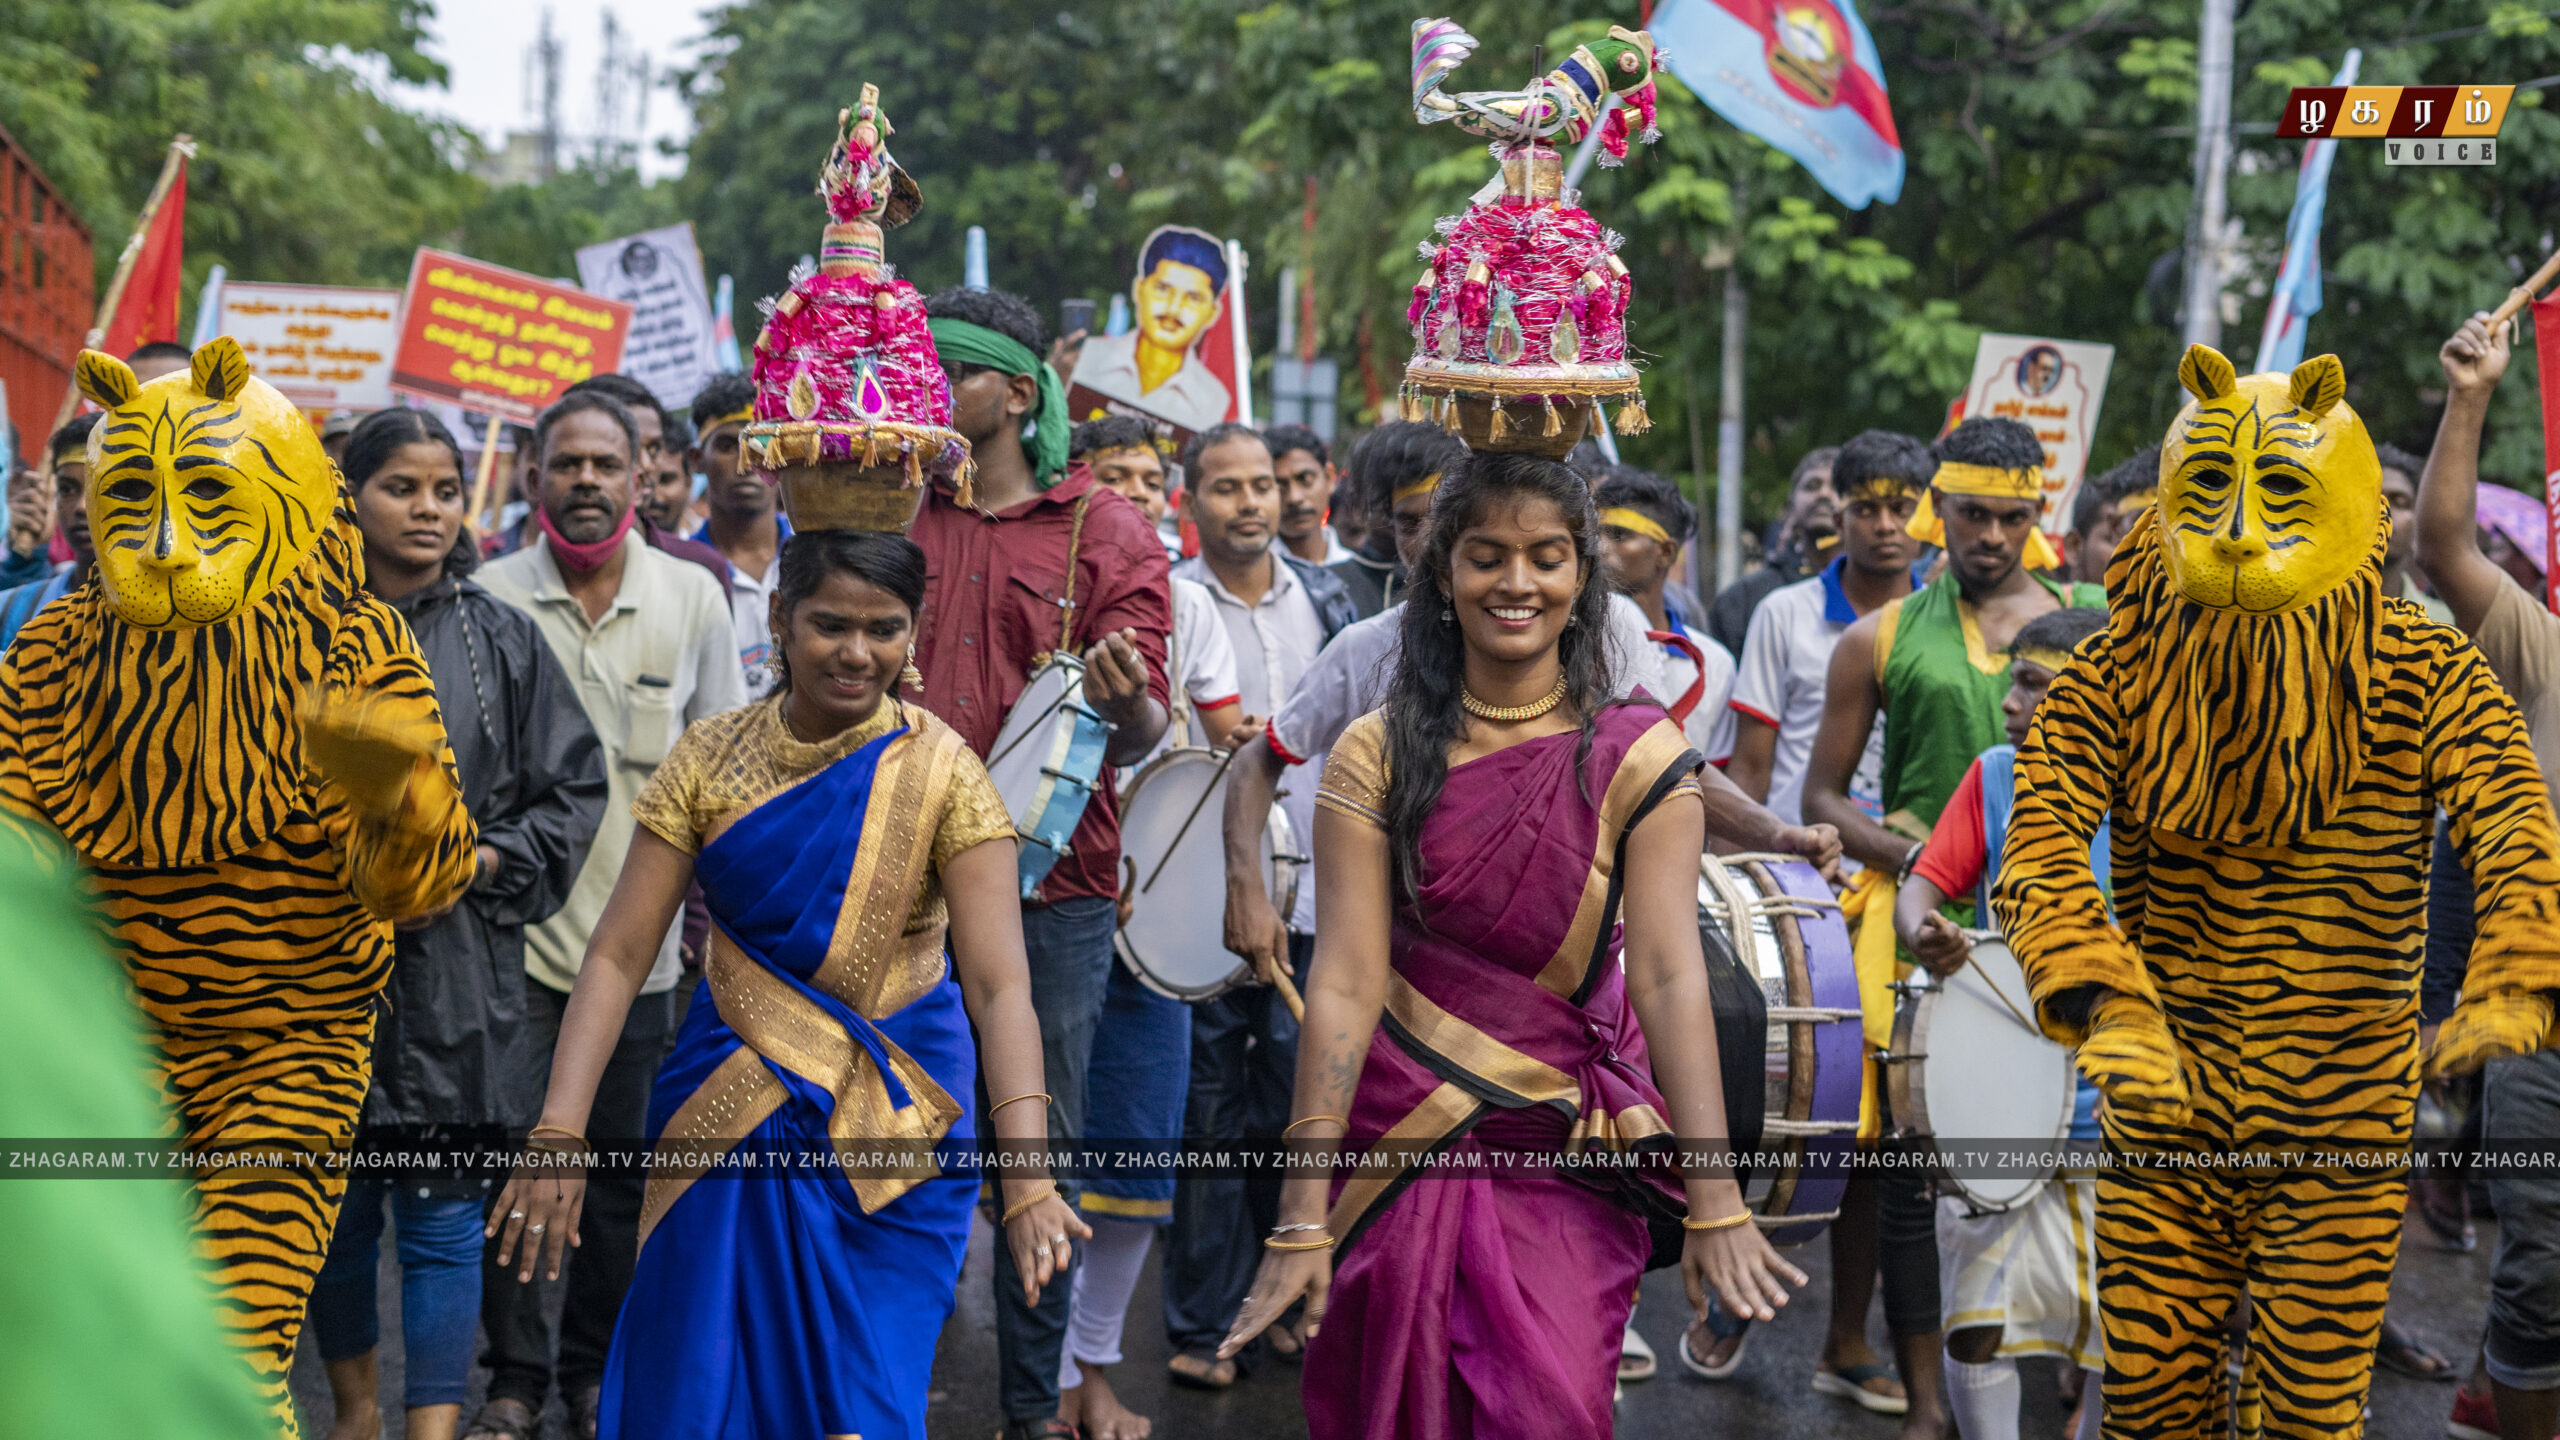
[1304,703,1702,1439]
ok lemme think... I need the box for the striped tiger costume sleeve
[1991,347,2560,1439]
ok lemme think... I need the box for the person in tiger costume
[1993,344,2560,1438]
[0,338,478,1433]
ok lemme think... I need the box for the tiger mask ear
[2288,353,2347,418]
[2178,344,2236,404]
[191,336,250,403]
[73,350,137,410]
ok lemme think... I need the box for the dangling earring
[1021,415,1039,441]
[1565,612,1580,628]
[1440,607,1454,624]
[902,658,925,692]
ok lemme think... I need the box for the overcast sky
[387,0,715,181]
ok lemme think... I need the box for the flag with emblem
[1650,0,1905,208]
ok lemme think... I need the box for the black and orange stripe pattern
[0,509,475,1434]
[1995,504,2560,1435]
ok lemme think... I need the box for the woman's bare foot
[1166,1349,1238,1389]
[1075,1361,1153,1440]
[1265,1317,1305,1361]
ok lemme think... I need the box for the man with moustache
[1266,423,1349,566]
[1073,227,1234,434]
[1800,416,2103,1440]
[559,373,734,607]
[472,389,745,1440]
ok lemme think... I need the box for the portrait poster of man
[1955,331,2115,536]
[1067,224,1243,444]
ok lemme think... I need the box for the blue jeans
[309,1174,487,1409]
[1163,933,1311,1353]
[993,896,1117,1422]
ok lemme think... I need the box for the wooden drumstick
[1271,960,1306,1023]
[2487,246,2560,329]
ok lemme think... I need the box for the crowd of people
[2,284,2556,1440]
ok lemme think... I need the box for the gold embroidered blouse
[632,696,1015,929]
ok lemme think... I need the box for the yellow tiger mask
[2158,345,2382,614]
[74,337,338,629]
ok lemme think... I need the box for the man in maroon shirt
[916,287,1171,1440]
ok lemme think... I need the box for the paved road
[295,1206,2491,1437]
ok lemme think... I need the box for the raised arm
[1802,609,1905,872]
[2415,311,2516,636]
[1618,788,1808,1322]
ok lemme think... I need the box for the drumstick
[2488,246,2560,329]
[1139,743,1239,895]
[1270,960,1306,1023]
[1953,928,2040,1037]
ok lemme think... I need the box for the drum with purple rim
[1698,853,1862,1248]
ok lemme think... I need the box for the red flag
[2536,289,2560,611]
[100,156,185,356]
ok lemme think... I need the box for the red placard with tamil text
[388,248,631,419]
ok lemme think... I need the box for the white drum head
[985,659,1081,827]
[1117,748,1264,999]
[1914,939,2074,1212]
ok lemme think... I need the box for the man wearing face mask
[475,388,746,1440]
[0,340,478,1427]
[1801,416,2103,1440]
[1997,346,2560,1439]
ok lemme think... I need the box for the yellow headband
[2112,488,2159,518]
[1086,444,1158,466]
[707,406,754,430]
[2014,645,2076,675]
[1393,470,1443,502]
[1599,507,1672,545]
[1906,464,2063,571]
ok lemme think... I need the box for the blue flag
[1651,0,1905,209]
[2255,50,2362,374]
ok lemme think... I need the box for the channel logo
[2279,85,2515,166]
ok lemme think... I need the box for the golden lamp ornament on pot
[73,338,338,630]
[2157,344,2381,615]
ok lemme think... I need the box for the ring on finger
[508,1209,525,1221]
[528,1223,547,1236]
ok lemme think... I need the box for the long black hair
[1382,450,1616,907]
[342,407,477,578]
[768,528,929,695]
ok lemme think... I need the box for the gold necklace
[1460,673,1568,722]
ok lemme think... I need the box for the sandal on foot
[462,1397,538,1440]
[1813,1363,1912,1415]
[1003,1420,1082,1440]
[1166,1348,1239,1391]
[2378,1323,2457,1382]
[1679,1300,1751,1381]
[1620,1319,1658,1382]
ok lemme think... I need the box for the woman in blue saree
[492,530,1086,1440]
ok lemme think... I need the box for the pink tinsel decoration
[1413,193,1631,367]
[751,268,955,464]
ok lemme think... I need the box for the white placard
[214,282,401,410]
[1957,333,2115,533]
[575,222,717,412]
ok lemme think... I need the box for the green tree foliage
[680,0,2560,520]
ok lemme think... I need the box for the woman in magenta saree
[490,532,1088,1440]
[1222,454,1826,1438]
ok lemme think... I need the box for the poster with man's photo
[1065,224,1245,450]
[574,222,719,412]
[1956,332,2115,536]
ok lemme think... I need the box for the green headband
[928,317,1070,487]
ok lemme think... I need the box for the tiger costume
[0,340,476,1434]
[1993,346,2560,1438]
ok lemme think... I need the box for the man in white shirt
[1595,464,1737,762]
[474,390,746,1437]
[1726,429,1932,828]
[1069,226,1233,434]
[1160,422,1361,1381]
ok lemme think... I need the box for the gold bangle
[1281,1114,1348,1138]
[1001,1182,1060,1226]
[1263,1234,1335,1251]
[987,1092,1052,1120]
[527,1124,587,1145]
[1681,1208,1756,1233]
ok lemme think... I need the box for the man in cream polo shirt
[473,388,745,1440]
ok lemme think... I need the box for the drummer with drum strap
[1893,606,2109,1440]
[912,288,1176,1440]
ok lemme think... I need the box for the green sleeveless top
[1876,572,2103,834]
